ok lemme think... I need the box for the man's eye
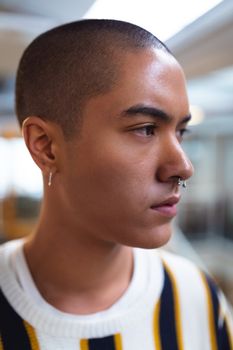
[133,125,156,137]
[177,128,190,140]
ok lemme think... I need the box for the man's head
[17,19,193,249]
[16,19,170,139]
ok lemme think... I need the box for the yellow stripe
[153,299,162,350]
[23,321,40,350]
[0,337,4,350]
[200,272,218,350]
[114,333,123,350]
[163,260,184,350]
[80,339,89,350]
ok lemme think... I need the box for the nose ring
[178,178,187,188]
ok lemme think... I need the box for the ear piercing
[178,178,187,188]
[48,172,53,187]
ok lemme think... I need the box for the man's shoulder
[0,238,24,281]
[155,248,220,305]
[158,248,206,279]
[0,238,24,256]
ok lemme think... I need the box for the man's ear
[22,116,59,174]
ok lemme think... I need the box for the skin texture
[23,48,194,314]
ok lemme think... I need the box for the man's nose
[157,139,194,183]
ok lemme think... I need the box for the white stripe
[159,251,212,350]
[36,330,77,350]
[122,312,157,350]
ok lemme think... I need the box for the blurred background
[0,0,232,305]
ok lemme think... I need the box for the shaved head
[16,19,171,139]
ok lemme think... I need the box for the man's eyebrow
[179,114,192,124]
[121,104,192,124]
[121,104,172,123]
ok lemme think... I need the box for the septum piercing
[178,178,187,188]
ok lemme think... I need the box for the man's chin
[126,223,173,250]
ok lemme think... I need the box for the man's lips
[150,196,180,217]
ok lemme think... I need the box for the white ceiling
[0,0,95,20]
[167,0,233,79]
[0,0,95,75]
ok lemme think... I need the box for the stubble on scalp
[16,20,170,139]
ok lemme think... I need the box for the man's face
[60,48,193,248]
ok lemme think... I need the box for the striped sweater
[0,239,232,350]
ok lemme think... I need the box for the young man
[0,19,232,350]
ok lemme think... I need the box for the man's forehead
[114,47,184,97]
[79,47,188,124]
[119,47,179,72]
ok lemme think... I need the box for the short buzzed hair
[16,19,171,139]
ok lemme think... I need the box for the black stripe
[205,274,233,350]
[220,319,231,350]
[204,274,221,350]
[0,289,32,350]
[88,335,116,350]
[159,264,179,350]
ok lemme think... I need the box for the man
[0,19,232,349]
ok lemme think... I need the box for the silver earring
[178,178,187,188]
[48,172,52,187]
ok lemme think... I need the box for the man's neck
[24,225,134,315]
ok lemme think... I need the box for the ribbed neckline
[12,241,147,320]
[0,240,164,338]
